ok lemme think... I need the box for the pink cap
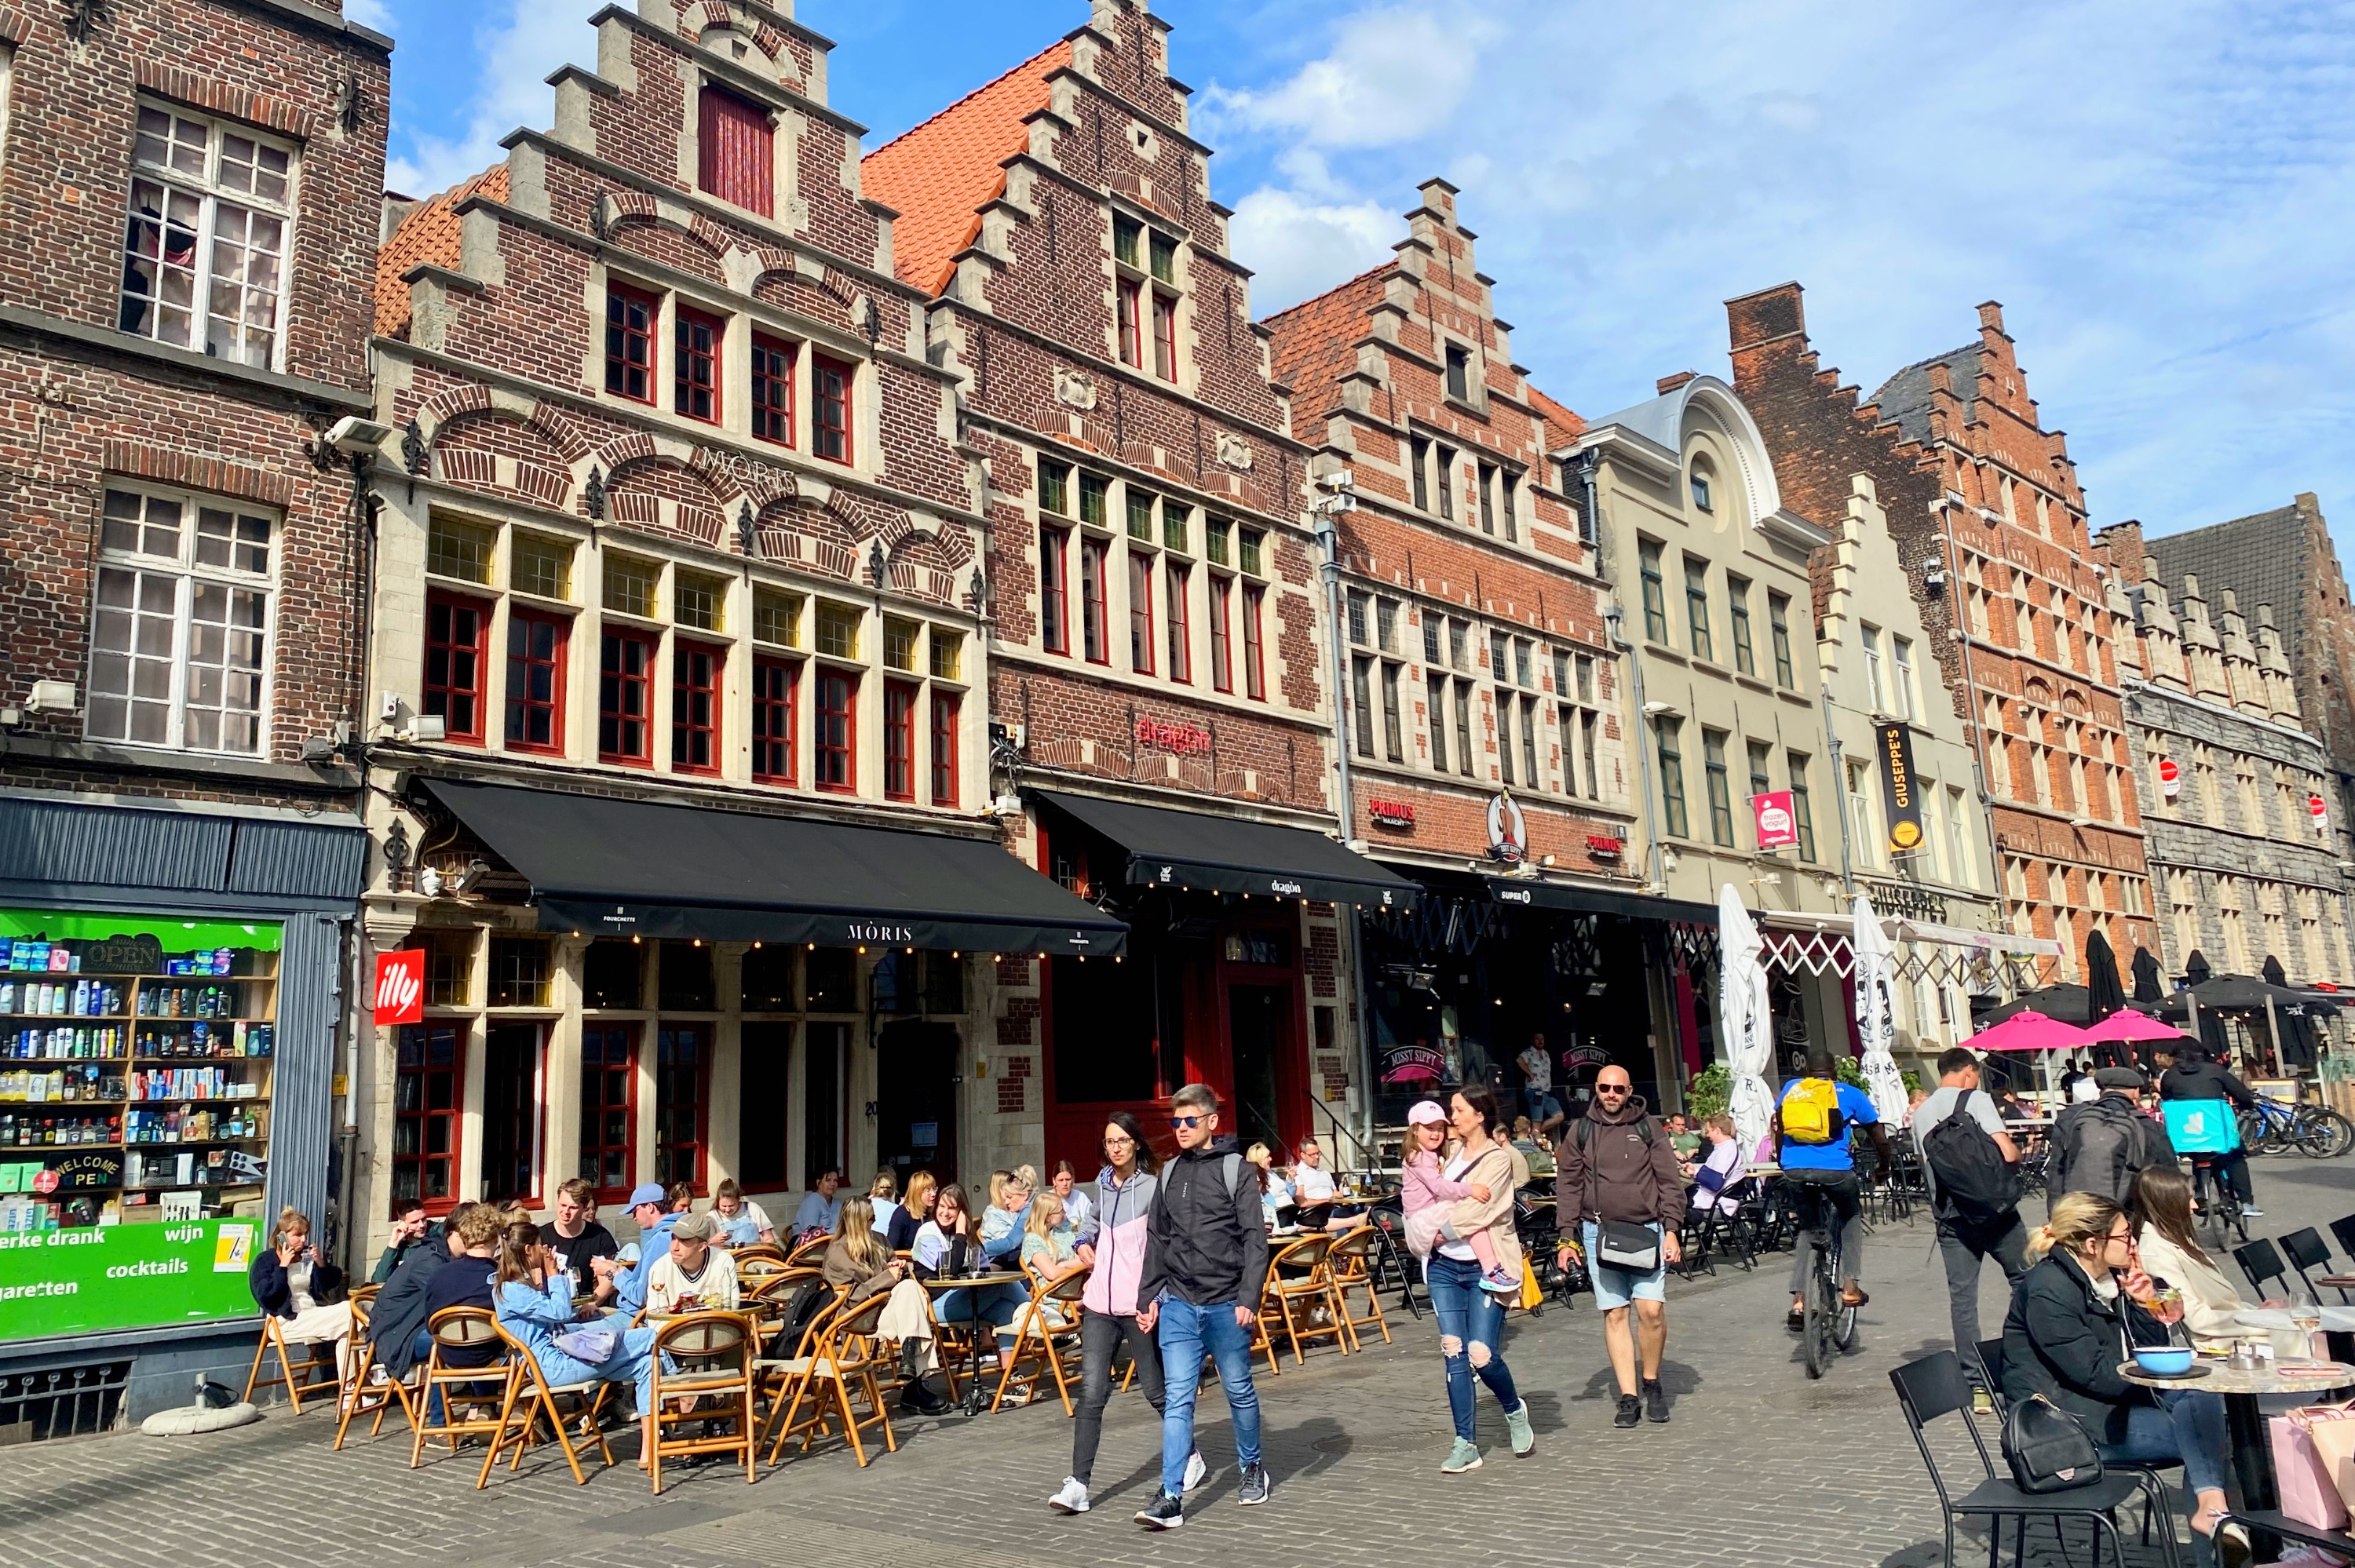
[1406,1099,1448,1126]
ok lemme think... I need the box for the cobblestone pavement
[9,1156,2353,1568]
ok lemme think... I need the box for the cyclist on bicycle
[1776,1045,1890,1331]
[2160,1041,2262,1218]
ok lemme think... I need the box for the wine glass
[2290,1285,2324,1360]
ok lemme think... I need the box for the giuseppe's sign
[374,948,425,1026]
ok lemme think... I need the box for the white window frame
[119,98,298,370]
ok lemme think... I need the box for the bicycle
[2187,1152,2250,1245]
[2238,1096,2355,1158]
[1788,1174,1861,1380]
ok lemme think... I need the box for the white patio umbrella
[1718,884,1776,1158]
[1852,893,1909,1125]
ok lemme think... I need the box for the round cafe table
[918,1271,1025,1415]
[2120,1355,2355,1518]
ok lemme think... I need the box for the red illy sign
[374,948,425,1026]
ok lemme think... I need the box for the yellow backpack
[1781,1078,1844,1145]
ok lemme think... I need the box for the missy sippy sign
[374,948,425,1026]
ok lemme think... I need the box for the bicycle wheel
[2237,1107,2274,1155]
[1803,1239,1835,1380]
[2299,1108,2355,1159]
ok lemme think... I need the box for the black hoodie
[1136,1134,1270,1310]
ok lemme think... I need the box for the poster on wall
[0,1216,257,1340]
[1751,790,1798,851]
[1877,722,1925,855]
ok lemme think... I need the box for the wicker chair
[406,1308,518,1482]
[1323,1226,1392,1350]
[645,1311,759,1493]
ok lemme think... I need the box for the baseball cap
[671,1212,717,1242]
[2094,1067,2147,1092]
[626,1182,666,1209]
[1406,1099,1448,1126]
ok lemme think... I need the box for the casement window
[1638,541,1667,642]
[1703,728,1735,847]
[1498,696,1514,786]
[1079,472,1108,529]
[1039,524,1070,655]
[1436,446,1456,520]
[1501,471,1519,544]
[1166,560,1191,682]
[1079,538,1109,664]
[1727,574,1755,676]
[696,85,772,216]
[670,642,721,774]
[1769,592,1795,687]
[1656,718,1689,839]
[1242,584,1265,700]
[1518,694,1537,785]
[392,1023,464,1213]
[1152,291,1177,381]
[1350,656,1375,759]
[812,354,853,462]
[1478,461,1497,534]
[655,1024,710,1191]
[1685,557,1712,661]
[1383,665,1406,764]
[1208,574,1232,692]
[674,306,721,423]
[1117,279,1143,368]
[505,608,568,753]
[1787,751,1818,861]
[1429,675,1450,773]
[604,283,659,403]
[599,629,655,764]
[883,680,918,801]
[751,334,795,446]
[88,487,274,754]
[815,669,856,791]
[1452,679,1475,778]
[579,1024,637,1203]
[1411,437,1431,512]
[423,592,488,745]
[929,691,959,807]
[119,104,290,368]
[1445,344,1472,401]
[1126,487,1155,542]
[750,656,798,784]
[1128,550,1155,674]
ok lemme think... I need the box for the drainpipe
[1313,490,1377,1150]
[1826,684,1856,899]
[1607,603,1667,893]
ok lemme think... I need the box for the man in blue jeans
[1134,1082,1272,1529]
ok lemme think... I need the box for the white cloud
[385,0,597,195]
[1227,188,1398,317]
[1203,5,1498,150]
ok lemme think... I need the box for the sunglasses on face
[1170,1114,1208,1129]
[1597,1085,1630,1096]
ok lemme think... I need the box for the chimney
[1656,371,1696,396]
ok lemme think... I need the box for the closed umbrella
[1718,884,1776,1159]
[2264,955,2292,990]
[2085,930,2126,1024]
[1851,895,1908,1125]
[1979,984,2092,1026]
[2130,946,2164,1005]
[2185,950,2214,986]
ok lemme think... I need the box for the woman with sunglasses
[1047,1112,1206,1515]
[2001,1192,2247,1566]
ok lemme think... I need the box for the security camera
[455,859,488,896]
[1316,469,1356,490]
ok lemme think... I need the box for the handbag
[1517,1256,1543,1311]
[2001,1394,2105,1493]
[1594,1220,1662,1274]
[2273,1409,2355,1530]
[2301,1404,2355,1513]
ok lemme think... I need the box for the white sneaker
[1182,1450,1208,1493]
[1048,1477,1090,1514]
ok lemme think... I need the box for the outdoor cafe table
[2120,1355,2355,1515]
[919,1271,1026,1415]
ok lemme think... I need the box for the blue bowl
[2134,1346,2195,1376]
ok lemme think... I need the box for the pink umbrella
[1966,1009,2093,1052]
[2079,1008,2190,1047]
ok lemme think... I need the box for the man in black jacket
[1133,1083,1270,1529]
[367,1202,461,1380]
[2160,1043,2262,1216]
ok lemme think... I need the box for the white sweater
[2135,1223,2248,1351]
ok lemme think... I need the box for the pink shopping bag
[2276,1409,2355,1531]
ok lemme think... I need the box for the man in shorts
[1554,1065,1683,1427]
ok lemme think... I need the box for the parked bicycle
[2237,1095,2355,1158]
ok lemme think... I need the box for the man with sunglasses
[1555,1063,1685,1427]
[1133,1083,1271,1528]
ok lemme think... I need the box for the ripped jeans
[1425,1253,1521,1443]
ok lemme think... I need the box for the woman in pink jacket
[1047,1111,1204,1516]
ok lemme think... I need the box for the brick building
[0,0,387,1417]
[1728,283,2156,990]
[352,0,1116,1259]
[864,0,1404,1170]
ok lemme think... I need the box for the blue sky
[374,0,2355,556]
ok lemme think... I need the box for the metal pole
[1825,684,1856,900]
[1608,605,1667,893]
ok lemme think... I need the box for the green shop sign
[0,1218,259,1341]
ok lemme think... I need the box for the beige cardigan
[2135,1223,2249,1351]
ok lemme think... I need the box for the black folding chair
[2329,1212,2355,1264]
[2280,1227,2347,1302]
[2234,1237,2291,1298]
[1889,1350,2178,1568]
[1979,1337,2176,1547]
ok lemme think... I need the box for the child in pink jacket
[1399,1099,1521,1295]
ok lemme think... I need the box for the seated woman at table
[978,1170,1033,1264]
[911,1183,1028,1356]
[2002,1192,2248,1565]
[247,1205,354,1380]
[491,1227,661,1467]
[1048,1161,1093,1238]
[1244,1142,1295,1232]
[866,1170,902,1240]
[1018,1191,1086,1311]
[822,1197,947,1414]
[1687,1114,1749,1220]
[644,1212,739,1315]
[709,1180,776,1249]
[2129,1165,2260,1352]
[890,1171,935,1254]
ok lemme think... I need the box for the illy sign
[374,948,425,1026]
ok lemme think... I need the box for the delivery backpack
[1921,1090,2022,1223]
[1780,1078,1845,1145]
[2162,1097,2242,1155]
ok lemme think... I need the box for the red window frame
[504,607,568,754]
[1080,538,1109,665]
[1127,549,1155,674]
[670,640,721,775]
[674,305,722,424]
[1152,290,1177,381]
[815,668,856,793]
[812,354,853,464]
[883,679,918,801]
[751,333,795,447]
[1039,523,1069,655]
[751,655,798,785]
[655,1023,711,1193]
[930,690,960,807]
[604,283,659,404]
[1242,583,1266,701]
[1166,559,1191,683]
[1117,279,1142,367]
[599,629,655,765]
[393,1022,463,1216]
[579,1023,638,1205]
[696,84,773,217]
[1209,574,1233,693]
[423,591,488,745]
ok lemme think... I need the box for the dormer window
[1444,345,1471,402]
[1691,472,1714,512]
[696,86,772,217]
[1113,213,1179,382]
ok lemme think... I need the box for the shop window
[503,608,567,753]
[658,941,716,1012]
[1166,560,1191,682]
[1128,550,1155,673]
[815,669,856,793]
[89,487,274,755]
[812,353,852,463]
[512,532,573,600]
[739,946,796,1011]
[737,1021,790,1186]
[804,1021,845,1184]
[120,103,290,367]
[1039,523,1069,655]
[480,1023,544,1206]
[696,83,772,216]
[1242,583,1265,700]
[423,592,487,744]
[487,937,550,1007]
[930,691,960,807]
[599,629,655,764]
[751,656,798,784]
[750,334,794,446]
[1080,538,1109,664]
[1050,953,1156,1103]
[674,305,721,423]
[1209,575,1232,692]
[393,1023,462,1213]
[655,1025,709,1191]
[670,641,721,774]
[579,1024,637,1203]
[804,948,857,1012]
[582,939,642,1010]
[604,283,658,403]
[883,680,917,801]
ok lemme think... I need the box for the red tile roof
[1524,385,1586,440]
[373,165,508,338]
[1263,263,1395,419]
[860,40,1072,297]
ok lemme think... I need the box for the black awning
[424,779,1126,957]
[1478,876,1714,924]
[1034,789,1418,911]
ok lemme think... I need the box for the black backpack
[2056,1097,2152,1203]
[1922,1090,2022,1224]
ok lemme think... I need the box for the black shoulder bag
[2000,1395,2104,1493]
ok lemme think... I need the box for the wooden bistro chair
[332,1291,417,1450]
[646,1311,760,1493]
[1261,1233,1348,1366]
[785,1234,831,1267]
[242,1311,344,1415]
[407,1308,520,1480]
[761,1289,896,1468]
[993,1267,1090,1413]
[480,1326,617,1487]
[1323,1226,1393,1351]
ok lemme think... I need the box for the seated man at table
[1287,1138,1362,1231]
[539,1177,618,1302]
[646,1212,739,1315]
[592,1183,680,1319]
